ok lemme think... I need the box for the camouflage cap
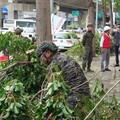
[87,23,93,27]
[37,41,58,57]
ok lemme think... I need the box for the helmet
[104,26,111,32]
[37,41,58,57]
[87,23,93,27]
[15,27,23,34]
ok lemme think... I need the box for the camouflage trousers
[82,47,93,70]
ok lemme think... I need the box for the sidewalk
[81,56,120,101]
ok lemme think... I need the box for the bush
[0,33,120,119]
[66,42,83,59]
[0,32,36,62]
[0,33,46,94]
[95,32,101,55]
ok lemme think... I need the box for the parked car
[53,32,79,50]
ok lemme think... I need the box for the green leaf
[0,95,6,102]
[14,105,19,114]
[2,112,10,119]
[10,102,14,110]
[16,102,22,108]
[4,86,10,91]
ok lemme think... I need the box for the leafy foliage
[66,42,83,59]
[75,79,120,120]
[0,80,32,120]
[35,71,73,120]
[0,33,120,119]
[0,32,36,62]
[95,32,101,55]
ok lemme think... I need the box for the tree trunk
[87,0,95,24]
[109,0,113,28]
[36,0,52,46]
[87,0,95,56]
[102,0,106,27]
[78,11,83,25]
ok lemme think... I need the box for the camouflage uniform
[82,30,94,71]
[49,53,90,109]
[37,41,90,109]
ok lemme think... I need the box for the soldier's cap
[37,41,58,57]
[15,27,23,33]
[87,23,93,27]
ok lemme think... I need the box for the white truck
[2,19,36,40]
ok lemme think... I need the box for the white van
[3,19,36,40]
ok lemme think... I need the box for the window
[16,21,36,28]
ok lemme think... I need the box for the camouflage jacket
[82,31,94,48]
[48,53,90,108]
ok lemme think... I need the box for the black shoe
[105,68,111,71]
[114,64,119,67]
[101,69,105,72]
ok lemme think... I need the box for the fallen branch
[30,88,46,102]
[0,63,17,72]
[84,79,120,120]
[0,61,46,73]
[0,72,6,81]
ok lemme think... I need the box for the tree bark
[102,0,106,27]
[36,0,52,46]
[109,0,113,28]
[87,0,95,24]
[87,0,95,56]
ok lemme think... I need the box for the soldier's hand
[101,48,104,53]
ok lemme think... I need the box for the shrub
[66,42,83,59]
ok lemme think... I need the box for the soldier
[82,23,94,72]
[15,27,23,36]
[37,41,90,110]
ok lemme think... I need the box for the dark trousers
[82,47,93,70]
[115,46,119,65]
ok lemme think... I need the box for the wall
[6,3,35,19]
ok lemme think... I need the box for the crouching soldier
[37,41,91,118]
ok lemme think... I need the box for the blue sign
[2,7,8,14]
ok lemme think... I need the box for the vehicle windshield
[16,21,36,28]
[55,33,71,39]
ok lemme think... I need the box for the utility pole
[95,0,99,30]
